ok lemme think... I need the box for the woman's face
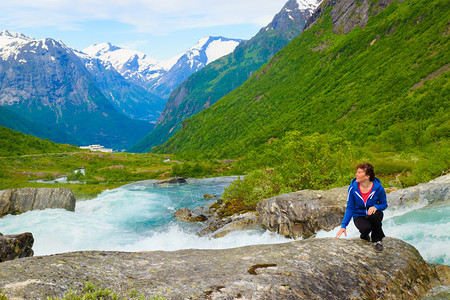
[355,168,370,183]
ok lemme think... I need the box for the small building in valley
[79,145,113,153]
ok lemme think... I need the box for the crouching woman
[335,163,388,252]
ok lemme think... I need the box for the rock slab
[0,232,34,262]
[0,238,445,299]
[0,188,75,217]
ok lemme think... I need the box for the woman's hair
[357,163,375,181]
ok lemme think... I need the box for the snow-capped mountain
[83,42,169,87]
[265,0,322,33]
[0,30,154,148]
[183,36,244,67]
[73,48,165,122]
[84,36,243,99]
[0,30,63,63]
[130,0,322,152]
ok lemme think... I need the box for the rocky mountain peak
[265,0,322,32]
[0,30,30,39]
[306,0,394,33]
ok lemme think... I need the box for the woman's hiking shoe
[361,235,370,242]
[374,241,383,252]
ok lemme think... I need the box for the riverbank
[0,151,238,200]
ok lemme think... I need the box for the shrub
[222,132,355,207]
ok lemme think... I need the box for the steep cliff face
[0,238,445,299]
[305,0,394,33]
[129,0,321,152]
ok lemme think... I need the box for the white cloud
[2,0,288,34]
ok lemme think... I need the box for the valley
[0,0,448,298]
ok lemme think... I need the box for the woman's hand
[335,227,346,238]
[368,206,377,215]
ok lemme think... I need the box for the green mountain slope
[154,0,449,159]
[0,126,78,157]
[129,0,318,152]
[0,106,80,145]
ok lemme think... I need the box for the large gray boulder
[0,188,75,217]
[211,212,260,238]
[0,232,34,262]
[0,238,445,299]
[256,187,348,239]
[387,174,449,209]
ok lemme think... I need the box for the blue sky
[2,0,289,60]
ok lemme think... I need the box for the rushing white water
[0,177,448,265]
[0,177,288,256]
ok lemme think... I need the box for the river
[0,177,448,265]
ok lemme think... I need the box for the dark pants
[354,210,385,243]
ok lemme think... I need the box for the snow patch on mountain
[296,0,322,11]
[187,36,242,66]
[205,38,241,65]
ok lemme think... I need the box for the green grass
[46,281,169,300]
[0,146,236,199]
[0,151,171,199]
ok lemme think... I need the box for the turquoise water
[0,177,448,265]
[383,203,450,265]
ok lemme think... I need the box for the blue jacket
[341,177,388,228]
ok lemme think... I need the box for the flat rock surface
[0,237,444,299]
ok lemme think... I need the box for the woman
[335,163,388,252]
